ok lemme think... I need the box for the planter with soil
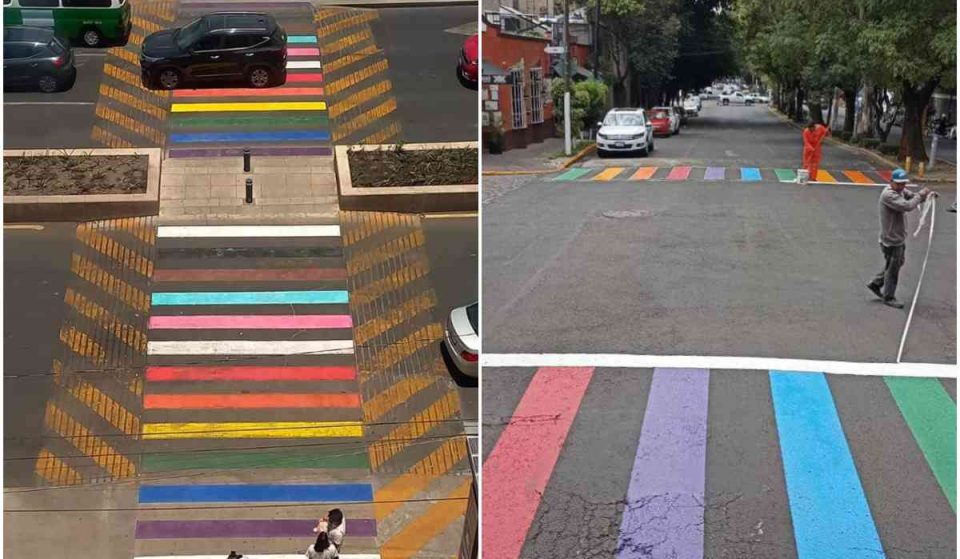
[335,142,478,212]
[4,148,161,222]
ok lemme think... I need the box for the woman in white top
[313,508,345,552]
[305,532,338,559]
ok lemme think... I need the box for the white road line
[147,340,354,355]
[3,101,95,105]
[482,353,958,379]
[423,212,478,219]
[157,225,341,238]
[286,60,323,69]
[3,224,45,230]
[75,52,108,57]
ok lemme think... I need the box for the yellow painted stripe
[374,437,467,520]
[35,448,82,486]
[107,216,156,246]
[44,403,136,479]
[65,288,148,353]
[378,478,471,559]
[313,8,349,24]
[326,59,389,96]
[65,374,141,436]
[171,101,327,113]
[341,210,412,247]
[76,226,154,278]
[321,28,374,55]
[60,325,106,365]
[315,9,378,33]
[360,120,402,145]
[345,229,425,276]
[373,323,444,371]
[70,254,150,312]
[323,44,380,74]
[332,98,397,142]
[843,170,875,184]
[593,167,625,181]
[362,375,438,423]
[91,124,135,148]
[107,46,140,66]
[98,84,166,121]
[369,390,459,470]
[351,257,429,305]
[355,292,436,345]
[328,80,392,119]
[94,104,164,143]
[102,64,168,99]
[131,16,163,34]
[815,169,837,183]
[143,421,363,440]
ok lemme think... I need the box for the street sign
[482,74,512,85]
[545,46,566,54]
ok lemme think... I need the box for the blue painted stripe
[769,371,885,559]
[170,130,331,144]
[152,291,349,306]
[288,35,318,44]
[740,167,762,181]
[139,484,373,503]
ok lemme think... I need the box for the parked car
[650,106,680,135]
[595,108,655,156]
[3,0,131,47]
[683,95,700,117]
[140,12,287,90]
[457,33,477,88]
[720,91,753,105]
[443,302,478,377]
[3,26,76,93]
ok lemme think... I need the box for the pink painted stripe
[482,367,594,559]
[286,73,323,83]
[666,166,692,181]
[172,87,324,98]
[288,47,320,57]
[148,315,353,329]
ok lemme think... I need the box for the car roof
[202,12,277,33]
[608,108,644,113]
[4,26,55,44]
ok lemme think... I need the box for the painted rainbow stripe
[172,87,325,98]
[553,168,591,181]
[139,483,373,503]
[136,519,377,538]
[630,166,657,180]
[287,60,323,69]
[145,365,356,382]
[740,167,762,181]
[148,314,352,329]
[152,268,346,282]
[704,166,725,180]
[142,420,363,439]
[158,225,340,238]
[288,47,320,56]
[144,392,361,409]
[136,555,380,559]
[147,340,354,355]
[152,290,348,305]
[666,166,691,180]
[171,101,327,113]
[286,73,323,83]
[288,35,318,44]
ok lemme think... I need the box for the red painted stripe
[285,73,323,83]
[877,169,893,182]
[152,268,346,282]
[173,87,324,98]
[146,366,356,382]
[288,47,320,56]
[482,367,594,559]
[666,166,692,181]
[144,393,361,409]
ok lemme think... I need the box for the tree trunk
[842,88,857,135]
[898,78,939,162]
[794,87,805,123]
[855,81,874,138]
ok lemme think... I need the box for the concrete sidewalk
[483,138,568,172]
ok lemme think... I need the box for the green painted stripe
[169,114,330,130]
[884,376,957,511]
[553,168,592,181]
[142,449,370,471]
[774,168,797,181]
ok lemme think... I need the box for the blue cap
[891,168,909,182]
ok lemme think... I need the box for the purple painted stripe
[704,166,725,180]
[168,146,331,158]
[617,368,709,559]
[136,518,376,539]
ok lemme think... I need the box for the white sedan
[443,302,478,377]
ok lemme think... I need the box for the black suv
[140,12,287,90]
[4,26,76,93]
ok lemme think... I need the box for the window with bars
[528,68,544,124]
[511,69,525,129]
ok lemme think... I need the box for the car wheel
[157,68,181,90]
[639,144,649,157]
[81,27,103,47]
[37,74,59,93]
[723,100,729,106]
[649,139,654,152]
[247,66,272,88]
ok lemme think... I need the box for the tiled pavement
[554,165,895,185]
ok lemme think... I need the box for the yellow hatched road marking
[378,478,471,559]
[373,322,444,371]
[325,59,389,96]
[92,125,135,148]
[77,225,154,278]
[64,288,148,353]
[342,211,414,246]
[362,375,437,423]
[322,44,380,74]
[131,16,163,34]
[355,291,436,345]
[60,325,106,365]
[374,437,467,521]
[329,80,392,119]
[70,253,150,312]
[171,101,327,113]
[369,389,459,470]
[316,10,378,35]
[44,402,136,479]
[104,216,156,246]
[107,46,140,66]
[143,421,364,440]
[102,64,168,99]
[333,99,396,141]
[99,84,166,120]
[128,32,143,47]
[321,28,374,55]
[313,7,350,24]
[95,104,164,143]
[35,448,83,486]
[346,228,425,276]
[351,257,429,305]
[63,373,141,436]
[360,120,401,145]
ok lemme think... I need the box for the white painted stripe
[148,340,354,355]
[157,225,340,238]
[4,224,45,230]
[3,102,96,106]
[136,555,380,559]
[286,60,323,69]
[482,353,958,379]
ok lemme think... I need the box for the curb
[562,143,597,168]
[335,142,478,212]
[482,169,555,176]
[4,148,161,222]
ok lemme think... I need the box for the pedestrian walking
[305,531,338,559]
[802,120,830,182]
[866,168,933,308]
[313,508,345,552]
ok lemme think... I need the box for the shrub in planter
[863,139,881,149]
[835,131,851,141]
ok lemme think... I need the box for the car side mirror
[596,122,602,127]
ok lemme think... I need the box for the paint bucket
[797,169,809,184]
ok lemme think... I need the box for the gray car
[3,26,76,93]
[443,302,478,377]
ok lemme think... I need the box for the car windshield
[603,113,643,127]
[653,110,667,119]
[466,303,478,332]
[175,18,206,50]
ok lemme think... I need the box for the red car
[458,34,478,87]
[650,106,680,136]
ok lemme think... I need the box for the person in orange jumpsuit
[802,120,830,181]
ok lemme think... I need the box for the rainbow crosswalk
[482,367,956,559]
[135,224,378,557]
[553,166,894,186]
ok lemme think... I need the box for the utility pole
[592,0,600,78]
[563,0,572,155]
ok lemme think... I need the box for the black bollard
[243,148,251,172]
[245,178,253,204]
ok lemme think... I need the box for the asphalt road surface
[483,104,956,363]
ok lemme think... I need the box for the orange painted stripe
[630,166,658,180]
[173,87,325,98]
[143,393,361,409]
[815,169,837,182]
[842,170,876,184]
[593,167,625,181]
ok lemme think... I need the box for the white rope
[897,196,936,363]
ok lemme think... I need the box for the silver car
[443,302,478,377]
[596,108,655,157]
